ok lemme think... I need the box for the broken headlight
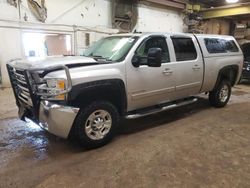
[30,65,72,101]
[38,78,67,100]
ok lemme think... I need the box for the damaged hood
[8,56,99,70]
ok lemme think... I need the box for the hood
[8,56,98,70]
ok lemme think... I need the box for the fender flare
[67,79,127,115]
[213,65,239,90]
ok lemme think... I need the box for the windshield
[82,36,138,62]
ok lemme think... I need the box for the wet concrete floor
[0,83,250,187]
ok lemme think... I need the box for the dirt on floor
[0,83,250,188]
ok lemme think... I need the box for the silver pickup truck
[7,33,243,148]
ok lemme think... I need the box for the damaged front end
[7,62,79,138]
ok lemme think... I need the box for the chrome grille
[8,66,33,107]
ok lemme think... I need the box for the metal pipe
[18,0,21,20]
[0,18,118,34]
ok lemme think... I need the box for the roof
[111,32,233,39]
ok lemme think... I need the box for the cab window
[135,36,170,64]
[172,37,197,61]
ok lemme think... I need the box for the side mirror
[147,48,162,67]
[131,55,141,68]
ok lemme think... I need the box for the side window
[204,38,239,53]
[136,36,170,64]
[172,38,197,61]
[204,39,226,53]
[224,40,239,52]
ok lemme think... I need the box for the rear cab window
[171,37,197,61]
[204,38,239,54]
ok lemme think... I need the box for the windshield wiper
[90,55,113,62]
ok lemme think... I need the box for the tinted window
[205,38,239,54]
[136,36,170,64]
[172,38,197,61]
[225,40,239,52]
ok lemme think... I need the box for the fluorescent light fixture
[226,0,239,3]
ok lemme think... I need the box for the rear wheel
[71,101,119,149]
[209,80,231,108]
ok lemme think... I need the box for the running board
[125,97,198,119]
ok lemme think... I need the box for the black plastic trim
[68,79,127,115]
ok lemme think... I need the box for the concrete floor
[0,83,250,188]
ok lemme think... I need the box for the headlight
[38,78,67,100]
[30,65,72,101]
[46,79,66,100]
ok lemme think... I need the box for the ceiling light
[226,0,239,3]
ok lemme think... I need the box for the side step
[125,97,198,119]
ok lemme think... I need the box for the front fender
[67,79,127,115]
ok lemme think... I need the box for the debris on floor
[0,84,250,187]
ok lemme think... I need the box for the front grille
[7,65,33,107]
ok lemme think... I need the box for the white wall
[0,0,19,20]
[0,0,185,87]
[0,0,113,27]
[0,27,23,87]
[136,4,184,32]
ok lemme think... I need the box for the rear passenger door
[169,35,204,98]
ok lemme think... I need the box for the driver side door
[126,36,177,111]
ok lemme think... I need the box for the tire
[209,80,231,108]
[71,101,119,149]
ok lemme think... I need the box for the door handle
[192,64,201,70]
[162,68,173,75]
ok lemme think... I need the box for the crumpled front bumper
[39,100,79,138]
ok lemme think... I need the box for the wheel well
[68,80,127,115]
[215,65,239,89]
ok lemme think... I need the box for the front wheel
[209,80,231,108]
[71,101,119,149]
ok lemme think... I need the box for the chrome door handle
[162,69,173,75]
[192,65,201,70]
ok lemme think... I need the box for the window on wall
[172,37,197,61]
[22,32,72,57]
[204,38,239,54]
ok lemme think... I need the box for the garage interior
[0,0,250,187]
